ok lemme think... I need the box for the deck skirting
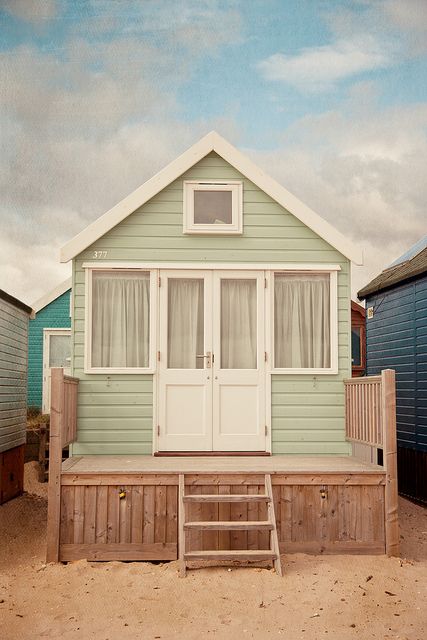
[57,468,386,561]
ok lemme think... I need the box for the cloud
[383,0,427,53]
[257,36,390,92]
[247,98,427,296]
[1,0,57,23]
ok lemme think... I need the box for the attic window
[183,181,243,234]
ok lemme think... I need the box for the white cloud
[1,0,57,23]
[257,36,390,92]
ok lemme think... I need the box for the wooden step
[184,550,277,562]
[183,493,270,503]
[184,520,273,531]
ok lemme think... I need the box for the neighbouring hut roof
[358,240,427,300]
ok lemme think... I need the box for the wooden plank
[184,521,273,531]
[184,550,275,561]
[265,474,282,576]
[143,486,155,544]
[166,485,178,545]
[279,485,292,543]
[183,493,270,502]
[178,474,186,577]
[83,486,97,544]
[60,485,74,544]
[59,542,177,562]
[73,485,85,544]
[61,474,179,486]
[119,486,132,543]
[201,484,218,552]
[247,485,259,550]
[95,486,108,543]
[382,369,399,557]
[154,485,167,544]
[107,486,119,543]
[218,485,231,550]
[130,486,143,544]
[46,368,64,562]
[279,541,385,554]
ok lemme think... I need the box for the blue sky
[1,0,426,300]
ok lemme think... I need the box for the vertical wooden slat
[279,485,292,544]
[154,485,167,544]
[218,485,231,550]
[131,486,144,543]
[60,485,74,544]
[73,485,85,544]
[143,486,155,544]
[247,484,259,550]
[83,486,97,544]
[178,475,186,577]
[95,485,108,543]
[119,486,132,543]
[382,369,399,557]
[166,485,178,545]
[107,486,119,543]
[46,368,64,562]
[230,484,247,550]
[201,484,218,551]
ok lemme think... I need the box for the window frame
[84,267,158,374]
[183,180,243,235]
[269,269,339,375]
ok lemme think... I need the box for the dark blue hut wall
[366,275,427,453]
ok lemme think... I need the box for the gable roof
[358,240,427,299]
[0,289,33,317]
[60,131,363,264]
[32,277,72,313]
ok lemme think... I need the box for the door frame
[42,328,71,414]
[153,267,271,454]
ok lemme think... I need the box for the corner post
[381,369,399,557]
[46,368,64,563]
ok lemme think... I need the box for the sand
[0,462,426,640]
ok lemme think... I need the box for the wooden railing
[47,368,79,562]
[345,375,383,446]
[345,369,399,557]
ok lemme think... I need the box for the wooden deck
[62,454,385,476]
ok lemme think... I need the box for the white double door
[158,270,266,452]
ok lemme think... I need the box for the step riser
[184,521,273,531]
[185,550,276,562]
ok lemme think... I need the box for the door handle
[196,351,212,368]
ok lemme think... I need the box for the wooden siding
[0,298,29,454]
[72,152,351,456]
[58,472,385,560]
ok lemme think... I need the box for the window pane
[221,279,257,369]
[92,271,150,368]
[351,327,361,366]
[274,274,330,368]
[49,335,71,368]
[168,279,204,369]
[194,190,232,224]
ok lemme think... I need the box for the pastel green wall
[71,152,351,456]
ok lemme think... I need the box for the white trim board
[60,131,363,265]
[32,277,72,314]
[82,261,342,272]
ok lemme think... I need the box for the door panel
[158,272,213,451]
[157,269,266,452]
[213,271,266,451]
[43,329,71,414]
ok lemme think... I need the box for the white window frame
[84,267,158,374]
[183,180,243,234]
[268,269,338,375]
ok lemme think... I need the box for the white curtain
[221,279,257,369]
[92,271,150,368]
[168,279,204,369]
[274,274,330,368]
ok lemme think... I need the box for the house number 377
[93,251,108,259]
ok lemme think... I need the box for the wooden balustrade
[345,369,399,557]
[47,368,79,562]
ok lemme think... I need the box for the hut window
[183,181,243,234]
[90,271,150,369]
[274,273,332,370]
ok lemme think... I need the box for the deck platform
[53,454,388,563]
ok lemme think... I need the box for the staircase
[178,474,282,576]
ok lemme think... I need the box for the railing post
[381,369,399,557]
[46,367,64,563]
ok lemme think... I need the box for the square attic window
[183,181,243,234]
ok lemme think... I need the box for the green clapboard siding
[71,152,351,456]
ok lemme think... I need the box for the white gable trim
[32,277,72,313]
[60,131,363,265]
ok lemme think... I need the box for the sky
[1,0,426,304]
